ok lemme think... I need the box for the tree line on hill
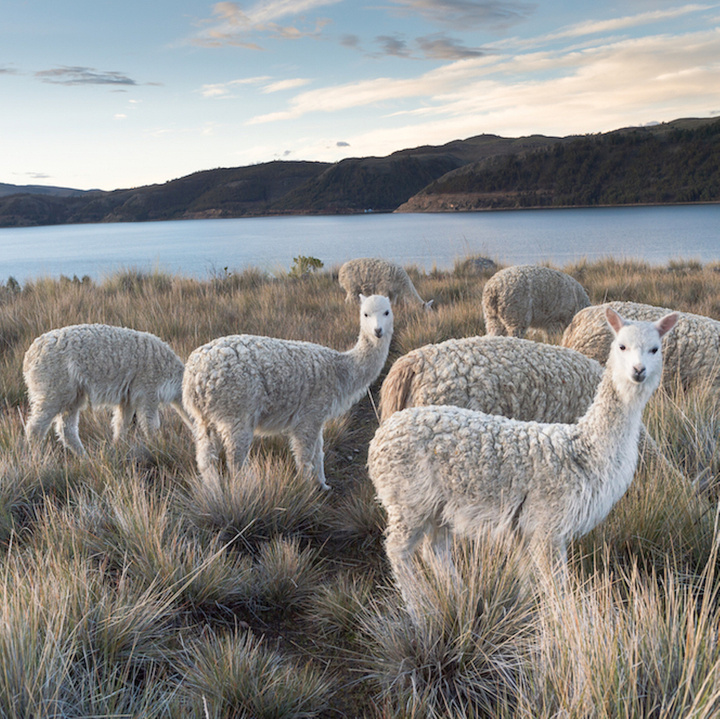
[1,117,718,227]
[398,118,720,211]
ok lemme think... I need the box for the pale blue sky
[2,0,719,190]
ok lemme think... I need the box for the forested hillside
[398,118,720,212]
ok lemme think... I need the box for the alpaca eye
[650,346,659,354]
[384,310,389,316]
[364,313,368,318]
[619,344,626,351]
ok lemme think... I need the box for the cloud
[35,66,138,86]
[341,34,361,49]
[545,4,715,42]
[417,34,487,59]
[192,0,340,48]
[18,172,51,180]
[246,26,720,130]
[375,35,412,57]
[200,76,271,97]
[387,0,536,30]
[262,78,311,92]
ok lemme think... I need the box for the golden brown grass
[0,257,718,717]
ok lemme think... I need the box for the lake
[0,205,718,283]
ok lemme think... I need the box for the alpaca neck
[342,330,391,392]
[577,364,649,457]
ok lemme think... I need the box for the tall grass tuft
[186,453,330,545]
[180,628,331,718]
[526,544,720,718]
[360,535,535,718]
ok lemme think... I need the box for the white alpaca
[182,294,394,489]
[338,258,433,310]
[368,308,678,592]
[23,324,189,455]
[482,265,590,337]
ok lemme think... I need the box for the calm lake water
[0,205,718,283]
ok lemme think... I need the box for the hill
[0,135,564,227]
[1,117,719,227]
[398,117,720,212]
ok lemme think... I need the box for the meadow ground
[0,255,718,718]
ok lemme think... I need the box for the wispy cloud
[417,34,487,59]
[200,75,311,97]
[262,78,311,92]
[200,76,272,97]
[246,26,720,128]
[387,0,536,30]
[546,4,715,41]
[35,66,138,86]
[192,0,340,48]
[375,35,412,58]
[370,32,488,60]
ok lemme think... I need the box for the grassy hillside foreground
[0,257,719,717]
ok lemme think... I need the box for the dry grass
[0,256,718,716]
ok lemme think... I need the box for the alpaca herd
[23,258,713,607]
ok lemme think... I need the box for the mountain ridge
[1,117,718,228]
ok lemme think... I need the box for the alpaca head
[359,294,394,342]
[605,307,679,400]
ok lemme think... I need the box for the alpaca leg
[422,523,463,591]
[528,533,568,585]
[216,420,253,478]
[136,401,161,441]
[25,401,60,446]
[54,403,86,456]
[483,316,507,336]
[383,507,426,592]
[423,522,454,565]
[112,402,134,443]
[290,425,328,489]
[193,421,224,484]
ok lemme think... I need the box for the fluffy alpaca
[482,265,590,337]
[368,308,678,594]
[182,294,393,489]
[338,258,433,310]
[23,324,189,455]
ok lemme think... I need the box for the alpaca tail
[379,353,420,423]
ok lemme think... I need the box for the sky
[2,0,719,191]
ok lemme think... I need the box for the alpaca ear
[605,307,626,334]
[359,294,367,304]
[655,312,679,338]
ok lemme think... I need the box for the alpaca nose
[632,365,646,383]
[375,327,383,338]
